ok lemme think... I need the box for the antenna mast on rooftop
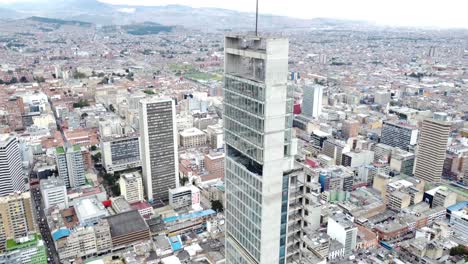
[255,0,259,36]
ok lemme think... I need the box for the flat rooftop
[75,198,108,222]
[40,177,65,189]
[106,210,149,237]
[0,133,12,143]
[180,127,205,137]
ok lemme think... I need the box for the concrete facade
[223,35,295,264]
[139,98,179,203]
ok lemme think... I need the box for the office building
[206,123,224,149]
[390,148,415,176]
[292,115,315,134]
[364,163,391,187]
[342,150,374,168]
[204,152,225,181]
[414,119,451,183]
[432,187,457,208]
[223,35,323,263]
[342,119,360,139]
[327,213,357,255]
[179,127,207,148]
[450,209,468,239]
[443,145,468,180]
[381,121,418,150]
[223,34,298,263]
[0,192,35,252]
[56,144,86,188]
[311,130,331,150]
[302,84,324,119]
[0,134,25,196]
[40,177,68,210]
[139,98,179,203]
[373,143,393,164]
[168,185,200,209]
[119,172,144,204]
[101,134,141,174]
[319,166,354,193]
[322,139,350,165]
[385,179,423,211]
[187,92,209,113]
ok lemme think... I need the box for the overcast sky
[1,0,468,28]
[103,0,468,28]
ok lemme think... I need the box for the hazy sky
[1,0,468,28]
[100,0,468,28]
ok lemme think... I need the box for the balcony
[288,202,302,212]
[288,213,302,223]
[286,244,301,258]
[287,233,301,247]
[287,223,302,236]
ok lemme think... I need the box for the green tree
[73,71,87,79]
[450,245,468,258]
[109,104,115,112]
[98,77,109,85]
[91,152,101,163]
[34,76,45,83]
[143,90,155,95]
[111,185,121,196]
[73,99,90,108]
[211,200,224,212]
[90,145,97,151]
[180,177,189,186]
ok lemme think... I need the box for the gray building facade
[0,134,25,196]
[139,98,179,203]
[381,121,418,151]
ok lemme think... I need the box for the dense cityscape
[0,0,467,263]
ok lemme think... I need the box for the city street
[30,186,60,264]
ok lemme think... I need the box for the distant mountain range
[0,0,370,31]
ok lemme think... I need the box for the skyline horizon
[0,0,467,29]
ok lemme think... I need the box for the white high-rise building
[0,134,25,196]
[327,213,358,255]
[56,144,85,188]
[119,172,144,203]
[302,84,324,119]
[139,98,179,203]
[223,34,297,264]
[40,177,68,210]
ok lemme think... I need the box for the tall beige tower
[0,192,36,252]
[414,119,451,183]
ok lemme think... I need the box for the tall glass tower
[223,34,296,264]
